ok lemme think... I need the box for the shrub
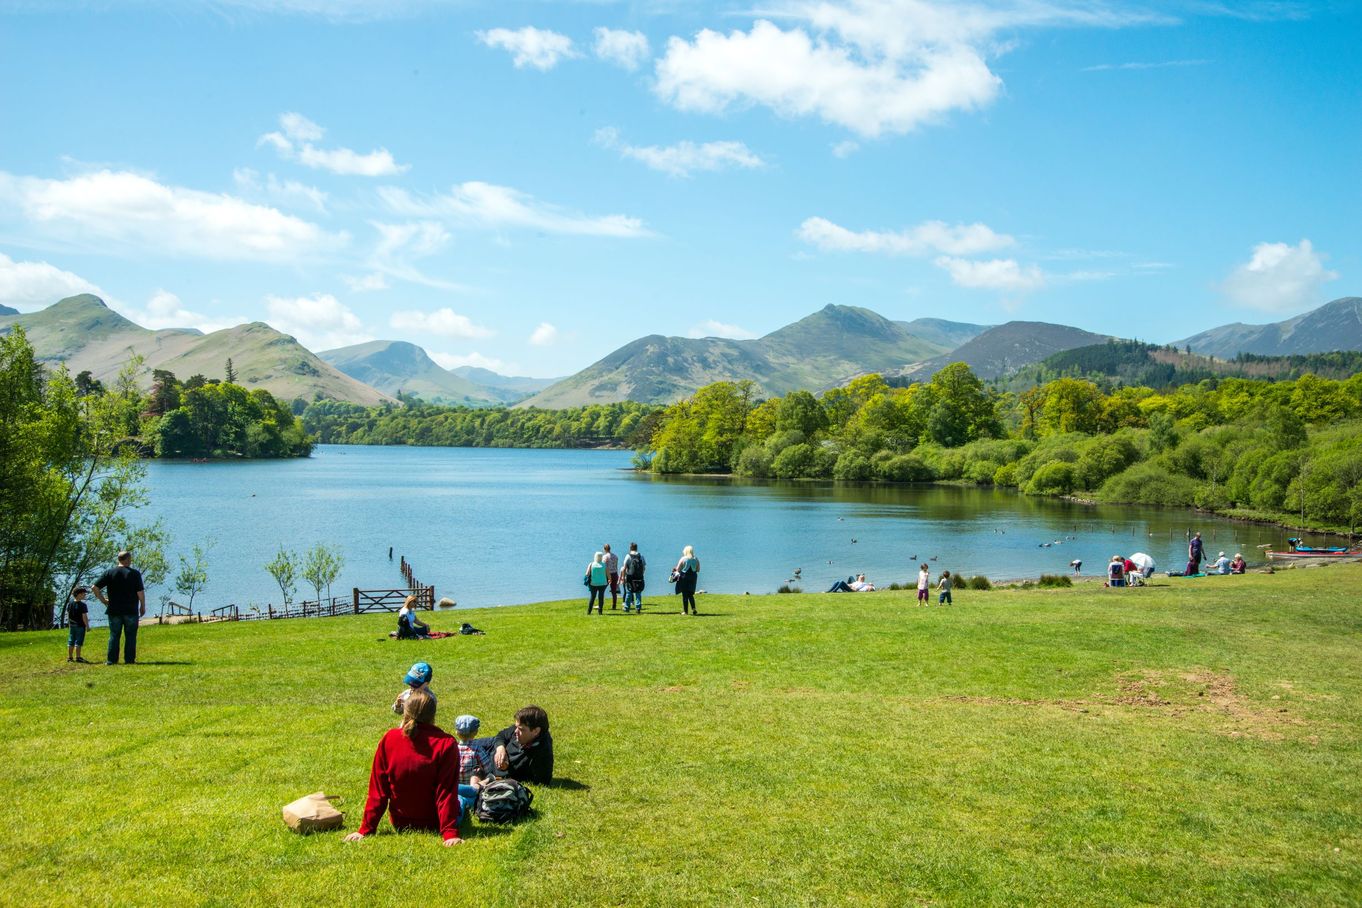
[832,450,872,481]
[776,584,802,594]
[1037,574,1072,588]
[966,575,992,590]
[1097,462,1200,507]
[1025,461,1077,495]
[733,445,773,478]
[875,452,935,483]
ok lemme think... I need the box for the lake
[130,444,1292,617]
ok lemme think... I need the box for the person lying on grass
[345,688,464,846]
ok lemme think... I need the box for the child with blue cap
[393,661,437,714]
[452,714,489,818]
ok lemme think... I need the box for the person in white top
[916,564,930,605]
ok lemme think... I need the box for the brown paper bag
[282,791,344,834]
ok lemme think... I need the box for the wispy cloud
[266,293,371,350]
[1083,59,1211,72]
[232,167,329,213]
[390,307,494,339]
[477,26,579,70]
[0,169,345,262]
[688,319,759,340]
[529,322,559,346]
[935,256,1046,292]
[797,216,1014,257]
[595,127,765,178]
[129,289,243,334]
[594,27,650,70]
[0,252,104,311]
[1221,239,1337,313]
[259,112,408,177]
[379,182,651,238]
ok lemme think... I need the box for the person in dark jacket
[490,705,553,784]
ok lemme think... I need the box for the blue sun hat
[404,661,433,687]
[454,714,480,736]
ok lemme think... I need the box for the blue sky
[1,1,1358,378]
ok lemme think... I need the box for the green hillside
[3,566,1360,905]
[0,295,393,406]
[320,340,514,406]
[891,320,1110,383]
[519,305,962,408]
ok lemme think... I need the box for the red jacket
[358,724,462,840]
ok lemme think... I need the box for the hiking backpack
[475,778,534,824]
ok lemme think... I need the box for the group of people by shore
[583,543,701,616]
[348,659,554,845]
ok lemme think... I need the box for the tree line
[302,399,660,449]
[0,329,311,628]
[639,365,1362,536]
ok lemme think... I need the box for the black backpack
[475,778,534,823]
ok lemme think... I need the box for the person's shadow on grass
[546,777,589,791]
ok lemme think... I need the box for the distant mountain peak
[1177,296,1362,359]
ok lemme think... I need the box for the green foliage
[265,547,298,608]
[302,543,345,603]
[966,575,992,590]
[1036,574,1072,587]
[173,542,212,610]
[1097,462,1201,507]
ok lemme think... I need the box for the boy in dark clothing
[67,587,91,663]
[490,705,553,784]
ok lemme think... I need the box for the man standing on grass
[602,543,620,610]
[1187,531,1204,575]
[93,550,146,665]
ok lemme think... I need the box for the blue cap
[454,714,480,735]
[404,661,433,686]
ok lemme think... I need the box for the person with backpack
[1107,556,1126,588]
[621,542,646,613]
[584,552,608,615]
[345,689,464,846]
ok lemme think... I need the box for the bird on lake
[930,555,938,561]
[851,538,858,544]
[792,568,802,578]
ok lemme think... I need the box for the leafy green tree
[265,547,298,607]
[173,542,212,610]
[302,543,345,604]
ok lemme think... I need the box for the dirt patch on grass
[946,669,1307,740]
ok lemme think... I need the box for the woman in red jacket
[344,688,464,846]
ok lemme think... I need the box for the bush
[1037,574,1072,588]
[966,575,992,590]
[733,445,773,478]
[1097,462,1200,507]
[874,452,935,483]
[776,584,801,594]
[832,450,872,481]
[1025,461,1077,495]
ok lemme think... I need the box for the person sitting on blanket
[397,595,431,639]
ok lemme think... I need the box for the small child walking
[937,570,953,605]
[67,586,91,663]
[393,661,436,714]
[916,564,930,605]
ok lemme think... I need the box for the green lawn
[3,566,1360,907]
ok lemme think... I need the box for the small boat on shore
[1267,538,1362,562]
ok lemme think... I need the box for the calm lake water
[131,444,1294,616]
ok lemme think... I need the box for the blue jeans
[68,624,87,648]
[623,589,643,612]
[458,783,478,822]
[107,613,139,663]
[938,590,952,605]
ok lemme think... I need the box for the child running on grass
[66,586,91,663]
[937,570,953,605]
[393,661,436,714]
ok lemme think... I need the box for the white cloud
[232,167,329,213]
[342,272,389,293]
[935,256,1045,292]
[429,350,510,372]
[265,293,371,350]
[595,127,765,178]
[477,26,579,71]
[1222,239,1338,313]
[128,289,242,334]
[688,319,759,340]
[1083,58,1211,72]
[831,140,860,158]
[379,182,650,238]
[798,216,1013,256]
[594,27,650,70]
[653,3,1165,137]
[389,307,493,340]
[366,220,465,291]
[528,322,559,346]
[0,169,344,262]
[259,112,408,177]
[0,252,104,311]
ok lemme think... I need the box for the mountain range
[1174,296,1362,359]
[515,305,989,408]
[4,294,1360,410]
[0,295,393,406]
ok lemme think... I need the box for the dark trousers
[587,586,606,614]
[107,613,139,664]
[681,591,697,614]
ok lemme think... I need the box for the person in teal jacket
[585,551,608,615]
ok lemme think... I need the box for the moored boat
[1267,546,1362,562]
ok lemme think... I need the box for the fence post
[353,588,360,614]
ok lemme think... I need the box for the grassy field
[2,565,1360,907]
